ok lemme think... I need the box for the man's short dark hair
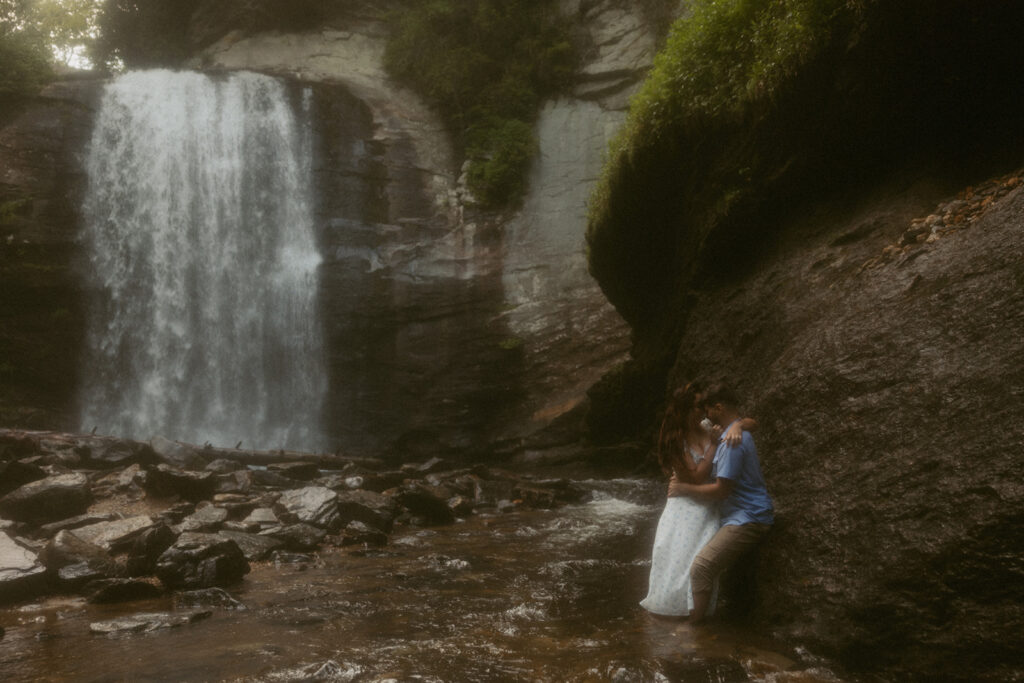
[702,382,741,409]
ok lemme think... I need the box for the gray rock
[241,507,279,528]
[146,464,216,501]
[248,469,294,489]
[70,516,155,552]
[274,486,340,531]
[58,562,109,588]
[37,512,119,539]
[259,523,325,552]
[335,489,397,532]
[205,458,244,474]
[178,505,228,533]
[41,529,115,571]
[0,472,91,524]
[338,520,387,547]
[89,610,212,635]
[125,523,177,576]
[213,469,253,494]
[155,532,249,589]
[0,531,46,603]
[266,461,321,481]
[217,530,284,562]
[78,437,154,469]
[86,578,162,604]
[150,436,209,470]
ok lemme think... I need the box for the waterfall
[80,70,326,451]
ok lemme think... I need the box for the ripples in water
[0,478,841,682]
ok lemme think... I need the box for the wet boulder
[274,486,341,531]
[37,512,119,539]
[267,461,321,481]
[0,531,47,603]
[259,523,325,552]
[249,468,295,489]
[146,464,216,501]
[211,493,256,518]
[155,532,249,589]
[205,458,245,474]
[85,578,162,604]
[0,459,46,496]
[70,516,156,552]
[89,610,211,635]
[150,436,209,470]
[394,483,456,525]
[448,496,475,517]
[217,530,285,561]
[125,523,177,576]
[77,437,155,469]
[338,520,387,547]
[213,469,253,495]
[0,472,91,523]
[241,507,280,530]
[335,489,397,532]
[41,529,124,589]
[177,504,229,533]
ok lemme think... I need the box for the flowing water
[0,480,840,682]
[79,70,325,451]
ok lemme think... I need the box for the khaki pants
[691,522,770,595]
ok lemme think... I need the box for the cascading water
[80,70,325,451]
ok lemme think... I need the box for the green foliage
[384,0,576,208]
[587,0,862,327]
[33,0,101,67]
[91,0,200,70]
[465,117,535,208]
[0,0,53,105]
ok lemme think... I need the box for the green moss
[0,25,53,108]
[587,0,864,329]
[498,336,524,351]
[384,0,576,208]
[0,197,31,224]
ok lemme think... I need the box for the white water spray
[80,70,325,450]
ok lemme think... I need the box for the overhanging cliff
[585,1,1024,679]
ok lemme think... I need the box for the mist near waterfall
[80,70,325,451]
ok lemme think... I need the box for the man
[668,382,774,622]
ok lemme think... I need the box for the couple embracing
[640,382,773,622]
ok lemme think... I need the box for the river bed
[0,479,841,682]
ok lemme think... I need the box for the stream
[0,479,841,682]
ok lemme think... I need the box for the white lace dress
[640,446,720,616]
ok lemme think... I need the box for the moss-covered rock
[587,0,1024,339]
[384,0,576,207]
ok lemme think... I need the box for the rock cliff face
[0,79,98,429]
[0,2,652,457]
[650,170,1024,680]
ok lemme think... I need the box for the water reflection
[0,479,840,682]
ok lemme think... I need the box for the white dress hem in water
[640,450,720,617]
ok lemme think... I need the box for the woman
[639,383,754,618]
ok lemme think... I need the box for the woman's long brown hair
[656,383,701,476]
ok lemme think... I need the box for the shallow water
[0,479,840,682]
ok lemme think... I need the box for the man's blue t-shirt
[712,422,774,526]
